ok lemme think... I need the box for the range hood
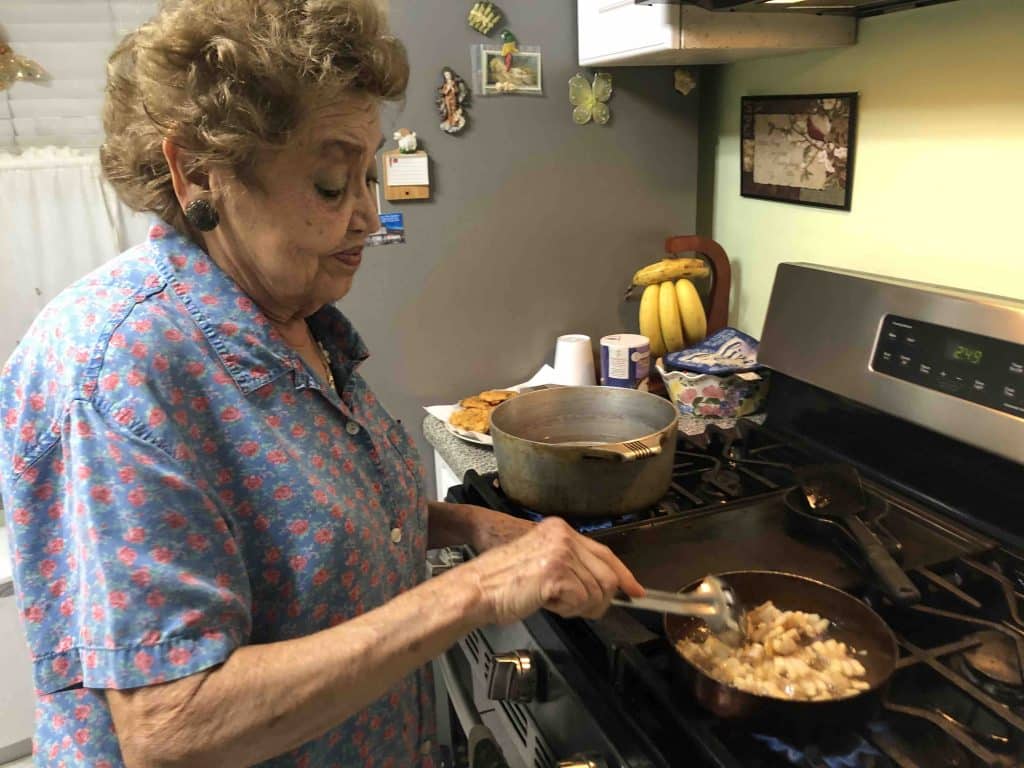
[639,0,958,17]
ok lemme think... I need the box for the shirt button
[345,421,360,436]
[390,527,403,544]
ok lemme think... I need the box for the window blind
[0,1,158,150]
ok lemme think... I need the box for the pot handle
[582,435,663,462]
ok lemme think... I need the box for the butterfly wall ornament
[568,72,612,126]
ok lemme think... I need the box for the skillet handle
[846,514,921,605]
[582,435,663,462]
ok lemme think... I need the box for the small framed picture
[472,44,543,96]
[741,93,858,211]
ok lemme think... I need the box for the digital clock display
[946,340,984,365]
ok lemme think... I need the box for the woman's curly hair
[100,0,408,234]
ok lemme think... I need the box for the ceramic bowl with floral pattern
[656,362,769,419]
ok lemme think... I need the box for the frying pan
[792,465,921,606]
[664,571,898,723]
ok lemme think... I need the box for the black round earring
[185,199,220,231]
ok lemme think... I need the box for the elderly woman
[0,1,643,767]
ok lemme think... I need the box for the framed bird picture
[740,93,858,211]
[471,38,543,96]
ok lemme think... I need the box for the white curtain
[0,147,153,364]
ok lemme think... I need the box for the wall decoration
[367,212,406,247]
[392,128,418,153]
[467,2,502,35]
[383,131,430,201]
[568,72,612,126]
[0,42,47,91]
[471,39,543,96]
[437,67,469,134]
[673,68,696,96]
[741,93,857,211]
[499,29,518,69]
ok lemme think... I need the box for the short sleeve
[12,397,252,694]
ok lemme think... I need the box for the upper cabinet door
[577,0,680,65]
[577,1,855,66]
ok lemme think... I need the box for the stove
[429,263,1024,768]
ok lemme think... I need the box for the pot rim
[490,386,679,450]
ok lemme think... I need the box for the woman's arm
[107,517,641,768]
[427,500,535,552]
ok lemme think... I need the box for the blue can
[600,334,651,388]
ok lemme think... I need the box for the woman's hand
[465,516,644,625]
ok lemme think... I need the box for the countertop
[422,415,498,479]
[422,412,765,483]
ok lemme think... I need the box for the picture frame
[471,44,543,96]
[740,93,858,211]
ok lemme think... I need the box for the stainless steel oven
[430,263,1024,768]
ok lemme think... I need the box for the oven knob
[557,756,608,768]
[486,649,537,702]
[426,547,465,577]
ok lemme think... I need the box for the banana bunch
[639,278,707,359]
[625,256,710,301]
[631,257,709,287]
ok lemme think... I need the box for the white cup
[553,334,596,386]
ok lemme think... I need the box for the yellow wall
[703,0,1024,336]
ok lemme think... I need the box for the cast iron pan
[664,571,898,724]
[792,465,921,606]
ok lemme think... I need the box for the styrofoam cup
[553,334,596,386]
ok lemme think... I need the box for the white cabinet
[433,452,461,500]
[577,1,855,66]
[577,1,680,66]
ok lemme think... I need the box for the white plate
[424,364,558,449]
[444,415,493,446]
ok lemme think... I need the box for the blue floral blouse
[0,224,436,767]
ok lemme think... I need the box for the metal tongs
[612,575,747,646]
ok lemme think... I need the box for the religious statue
[436,67,469,135]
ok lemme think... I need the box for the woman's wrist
[427,501,535,552]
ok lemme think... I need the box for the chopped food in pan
[676,600,871,701]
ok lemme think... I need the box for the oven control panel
[872,314,1024,420]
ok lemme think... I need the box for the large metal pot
[489,386,679,518]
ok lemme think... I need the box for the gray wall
[342,0,699,491]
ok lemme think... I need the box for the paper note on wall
[387,154,430,186]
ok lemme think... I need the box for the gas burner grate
[882,663,1022,767]
[957,630,1024,705]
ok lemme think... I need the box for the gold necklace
[315,339,336,391]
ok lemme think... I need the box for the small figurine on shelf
[467,2,502,35]
[392,128,418,153]
[437,67,469,135]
